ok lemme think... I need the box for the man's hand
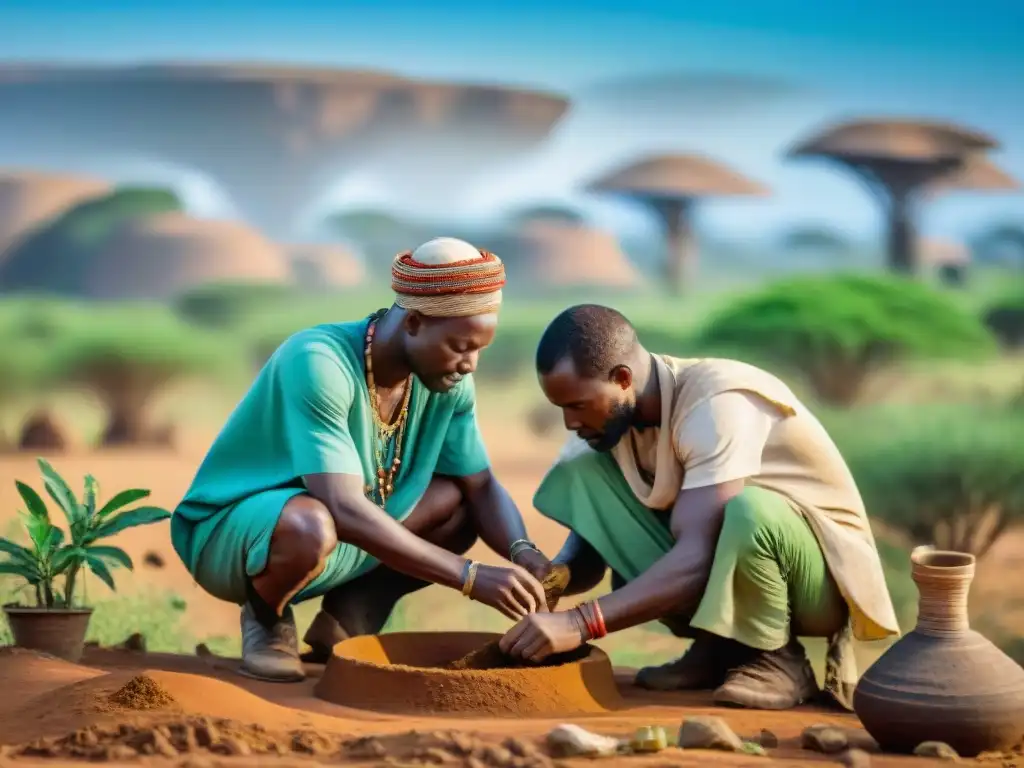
[512,546,554,582]
[468,563,549,620]
[499,610,587,662]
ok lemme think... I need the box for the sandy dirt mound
[286,242,365,288]
[0,647,105,706]
[0,667,353,745]
[81,212,294,300]
[0,169,110,255]
[516,221,643,288]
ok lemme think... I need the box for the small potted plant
[1,458,171,661]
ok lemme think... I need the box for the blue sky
[1,0,1022,240]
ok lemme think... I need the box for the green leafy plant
[0,458,171,608]
[695,273,996,405]
[843,410,1024,559]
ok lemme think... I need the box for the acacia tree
[696,273,996,405]
[0,298,84,447]
[844,410,1024,559]
[47,306,236,446]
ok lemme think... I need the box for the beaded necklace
[363,311,412,507]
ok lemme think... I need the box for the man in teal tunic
[171,238,555,682]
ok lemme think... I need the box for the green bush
[983,292,1024,349]
[0,186,182,296]
[46,305,241,445]
[695,273,996,405]
[173,282,303,329]
[843,407,1024,559]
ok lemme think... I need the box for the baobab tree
[786,119,1017,274]
[584,154,769,294]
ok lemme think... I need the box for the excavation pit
[314,631,624,717]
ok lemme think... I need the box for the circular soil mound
[287,243,365,288]
[314,631,623,717]
[82,212,293,300]
[516,221,642,288]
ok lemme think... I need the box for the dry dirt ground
[1,412,1022,767]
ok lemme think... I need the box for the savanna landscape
[1,28,1024,768]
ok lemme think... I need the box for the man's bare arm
[594,479,745,633]
[453,469,527,552]
[452,468,554,579]
[304,472,548,616]
[304,472,467,589]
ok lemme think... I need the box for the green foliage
[843,407,1024,558]
[45,305,241,443]
[0,458,170,608]
[695,273,996,405]
[0,186,183,295]
[47,304,239,395]
[173,282,304,329]
[0,298,91,405]
[506,203,587,227]
[983,291,1024,349]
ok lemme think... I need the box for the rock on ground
[677,717,744,752]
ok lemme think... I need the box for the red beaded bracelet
[590,600,607,639]
[577,600,607,640]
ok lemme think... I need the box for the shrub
[46,305,239,445]
[173,282,302,329]
[843,408,1024,559]
[983,292,1024,349]
[695,273,996,405]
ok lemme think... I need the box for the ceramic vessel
[853,547,1024,756]
[4,605,93,662]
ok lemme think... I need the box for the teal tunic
[170,316,490,606]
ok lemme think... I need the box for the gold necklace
[364,312,412,507]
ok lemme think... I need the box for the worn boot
[239,603,305,682]
[634,632,742,691]
[712,639,819,710]
[300,609,350,664]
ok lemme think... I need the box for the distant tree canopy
[46,303,238,445]
[0,297,84,410]
[983,292,1024,349]
[695,273,996,405]
[0,298,238,446]
[0,186,183,296]
[779,225,852,256]
[173,282,302,329]
[506,204,587,228]
[971,222,1024,268]
[319,208,435,278]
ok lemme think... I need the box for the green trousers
[534,450,847,649]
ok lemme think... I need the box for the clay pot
[853,547,1024,756]
[3,606,93,662]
